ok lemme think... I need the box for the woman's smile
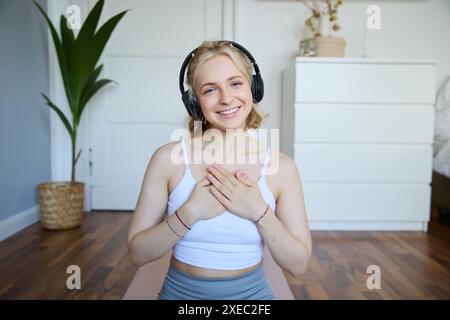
[217,106,241,119]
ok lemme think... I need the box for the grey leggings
[157,264,274,300]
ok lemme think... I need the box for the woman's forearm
[256,209,310,277]
[128,212,189,266]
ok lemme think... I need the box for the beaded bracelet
[166,219,182,238]
[256,204,270,224]
[175,210,191,230]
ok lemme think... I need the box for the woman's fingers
[235,171,255,187]
[207,173,232,199]
[197,178,211,188]
[207,164,236,189]
[210,186,232,208]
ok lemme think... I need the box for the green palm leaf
[41,94,74,140]
[78,79,115,125]
[76,64,116,124]
[71,9,128,109]
[74,64,103,126]
[33,1,72,113]
[60,14,75,110]
[69,0,106,107]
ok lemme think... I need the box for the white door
[88,0,224,209]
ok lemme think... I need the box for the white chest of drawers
[281,58,436,231]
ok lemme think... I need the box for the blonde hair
[184,40,267,136]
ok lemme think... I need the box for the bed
[431,77,450,215]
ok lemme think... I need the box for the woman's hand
[179,178,226,226]
[206,164,268,221]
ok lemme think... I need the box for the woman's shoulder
[278,151,297,171]
[154,140,180,155]
[148,141,182,174]
[269,150,297,174]
[266,151,300,196]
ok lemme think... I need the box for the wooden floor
[0,208,449,299]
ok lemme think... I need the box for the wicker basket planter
[38,182,84,230]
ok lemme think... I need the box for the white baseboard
[309,220,429,231]
[0,206,40,241]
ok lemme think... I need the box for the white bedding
[433,76,450,178]
[434,140,450,178]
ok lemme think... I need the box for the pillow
[433,76,450,156]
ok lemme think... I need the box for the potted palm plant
[34,0,127,230]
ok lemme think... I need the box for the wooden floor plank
[0,210,449,299]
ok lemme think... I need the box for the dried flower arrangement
[300,0,343,38]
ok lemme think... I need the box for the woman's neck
[189,128,263,166]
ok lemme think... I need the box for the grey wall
[0,0,50,221]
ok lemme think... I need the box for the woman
[127,40,311,300]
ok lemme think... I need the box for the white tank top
[166,138,276,270]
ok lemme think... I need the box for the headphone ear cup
[251,74,264,103]
[182,91,194,117]
[191,101,202,120]
[182,90,202,119]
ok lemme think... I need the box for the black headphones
[179,40,264,121]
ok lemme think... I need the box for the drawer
[302,183,431,221]
[294,143,433,182]
[294,103,434,143]
[295,60,436,103]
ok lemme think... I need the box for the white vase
[319,14,331,37]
